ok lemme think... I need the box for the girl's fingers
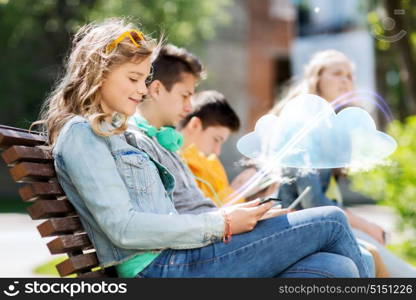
[252,201,274,218]
[237,198,261,208]
[259,208,291,220]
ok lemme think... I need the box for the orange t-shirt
[180,144,244,207]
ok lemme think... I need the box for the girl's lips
[129,97,140,104]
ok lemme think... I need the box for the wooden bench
[0,124,117,278]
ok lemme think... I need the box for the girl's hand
[230,168,257,190]
[362,221,386,245]
[228,199,293,220]
[221,200,273,234]
[345,209,386,246]
[259,207,293,220]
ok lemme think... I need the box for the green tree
[0,0,97,128]
[351,116,416,236]
[89,0,231,47]
[365,0,416,121]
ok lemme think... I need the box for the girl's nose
[137,84,148,96]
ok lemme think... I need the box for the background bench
[0,124,116,278]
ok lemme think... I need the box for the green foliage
[0,0,99,128]
[0,196,29,213]
[89,0,232,47]
[387,241,416,267]
[365,0,416,53]
[364,0,416,120]
[351,116,416,233]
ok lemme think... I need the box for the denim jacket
[53,116,224,268]
[126,119,217,214]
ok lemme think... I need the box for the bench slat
[27,199,75,220]
[2,145,52,165]
[77,270,110,278]
[37,216,83,237]
[10,162,55,182]
[0,127,45,149]
[19,182,63,202]
[56,252,99,277]
[0,124,114,278]
[47,233,93,254]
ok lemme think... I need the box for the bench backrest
[0,125,116,278]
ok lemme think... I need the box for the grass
[33,256,76,278]
[33,256,103,278]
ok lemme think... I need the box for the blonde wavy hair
[270,49,355,115]
[32,18,160,147]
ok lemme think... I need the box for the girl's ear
[148,80,163,100]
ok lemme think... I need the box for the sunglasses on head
[106,30,144,54]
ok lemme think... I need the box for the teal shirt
[116,252,160,278]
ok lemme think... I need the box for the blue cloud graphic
[237,94,397,169]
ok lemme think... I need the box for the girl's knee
[335,255,360,278]
[291,252,360,278]
[320,206,348,225]
[318,253,359,278]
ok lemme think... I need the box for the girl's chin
[123,108,137,117]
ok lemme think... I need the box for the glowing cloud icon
[237,94,397,169]
[3,281,20,297]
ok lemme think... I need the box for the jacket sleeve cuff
[203,210,225,243]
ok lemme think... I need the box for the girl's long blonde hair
[32,18,160,147]
[270,49,355,115]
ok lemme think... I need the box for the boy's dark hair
[150,44,205,91]
[179,90,240,132]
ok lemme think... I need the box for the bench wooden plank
[0,124,114,278]
[19,182,63,202]
[77,270,109,278]
[56,252,99,277]
[37,216,83,237]
[0,127,45,149]
[47,233,93,254]
[0,124,39,133]
[10,162,55,182]
[27,199,75,220]
[2,145,52,165]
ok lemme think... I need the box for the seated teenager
[33,19,372,278]
[273,50,416,277]
[178,90,245,206]
[176,90,276,205]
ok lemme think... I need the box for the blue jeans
[135,207,371,278]
[357,241,376,277]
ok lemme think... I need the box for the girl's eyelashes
[129,78,138,82]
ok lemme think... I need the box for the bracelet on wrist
[221,210,232,243]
